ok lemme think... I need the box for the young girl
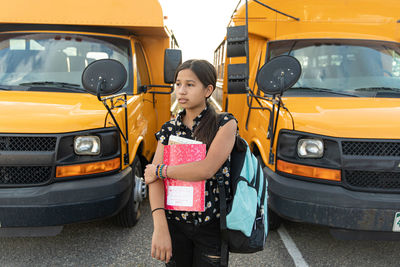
[144,59,238,267]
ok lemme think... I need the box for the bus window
[213,40,226,108]
[134,42,150,91]
[267,39,400,96]
[0,33,132,93]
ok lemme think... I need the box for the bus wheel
[268,208,282,230]
[256,154,282,231]
[115,155,146,227]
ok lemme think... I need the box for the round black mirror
[256,55,301,95]
[81,59,127,96]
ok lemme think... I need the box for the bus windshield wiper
[0,84,30,91]
[19,81,85,92]
[354,87,400,92]
[291,87,360,97]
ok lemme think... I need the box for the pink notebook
[163,143,206,212]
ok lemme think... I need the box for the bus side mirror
[82,59,127,97]
[256,55,301,95]
[164,49,182,84]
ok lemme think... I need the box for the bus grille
[341,140,400,192]
[344,170,400,191]
[0,136,56,186]
[0,166,52,185]
[342,141,400,156]
[0,136,57,151]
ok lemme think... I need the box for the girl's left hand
[144,164,158,184]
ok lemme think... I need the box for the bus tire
[256,154,282,231]
[114,155,145,227]
[268,208,282,230]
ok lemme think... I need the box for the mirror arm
[267,74,286,163]
[100,92,129,101]
[245,86,254,130]
[123,93,129,165]
[142,85,174,94]
[267,96,275,140]
[247,90,273,105]
[246,90,273,111]
[246,89,272,110]
[269,98,281,164]
[96,80,129,165]
[96,79,106,101]
[101,99,128,143]
[245,86,272,129]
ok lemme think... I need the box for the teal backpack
[217,135,268,266]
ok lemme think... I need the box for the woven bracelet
[159,164,166,179]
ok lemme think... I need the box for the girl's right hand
[151,226,172,263]
[144,164,158,185]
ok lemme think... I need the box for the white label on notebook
[168,135,203,145]
[166,186,194,207]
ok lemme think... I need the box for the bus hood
[0,91,109,133]
[284,97,400,139]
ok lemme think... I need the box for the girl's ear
[205,84,214,98]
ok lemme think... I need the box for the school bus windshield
[0,33,131,92]
[268,39,400,97]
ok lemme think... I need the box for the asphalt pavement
[1,200,400,266]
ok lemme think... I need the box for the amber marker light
[277,160,341,181]
[56,158,120,178]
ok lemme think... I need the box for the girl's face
[175,69,213,111]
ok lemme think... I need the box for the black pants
[166,219,228,267]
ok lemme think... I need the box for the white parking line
[278,225,309,267]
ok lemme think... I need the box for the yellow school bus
[216,0,400,239]
[0,0,181,235]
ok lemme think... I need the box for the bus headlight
[297,139,324,158]
[74,136,101,155]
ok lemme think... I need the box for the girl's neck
[183,104,206,129]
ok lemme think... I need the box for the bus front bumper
[0,167,132,227]
[266,167,400,232]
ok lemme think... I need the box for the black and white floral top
[155,106,237,225]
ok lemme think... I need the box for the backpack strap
[254,159,261,192]
[257,168,267,242]
[217,113,241,267]
[217,173,229,267]
[258,163,267,211]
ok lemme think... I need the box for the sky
[159,0,240,64]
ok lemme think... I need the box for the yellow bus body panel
[0,0,166,36]
[283,97,400,139]
[0,91,107,133]
[233,0,400,42]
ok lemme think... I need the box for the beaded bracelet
[163,164,168,178]
[155,164,167,180]
[155,164,161,178]
[161,164,168,179]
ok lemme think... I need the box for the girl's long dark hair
[174,59,218,148]
[174,59,246,152]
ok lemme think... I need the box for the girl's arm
[144,142,172,263]
[147,141,165,212]
[145,119,237,183]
